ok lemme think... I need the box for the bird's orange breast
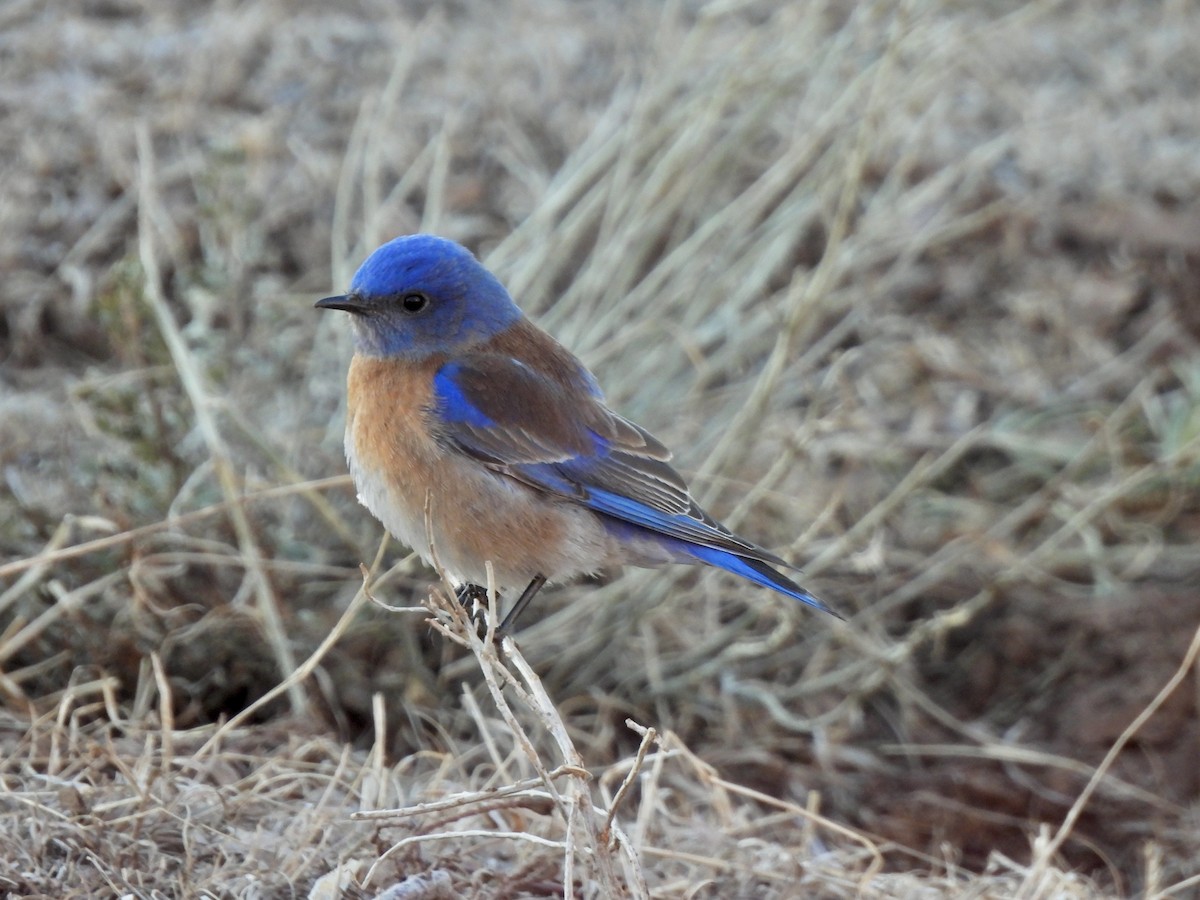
[345,354,446,501]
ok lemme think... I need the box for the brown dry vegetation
[2,0,1199,897]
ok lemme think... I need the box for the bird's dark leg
[498,574,547,635]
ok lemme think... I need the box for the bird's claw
[454,583,498,640]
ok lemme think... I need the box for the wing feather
[431,353,788,567]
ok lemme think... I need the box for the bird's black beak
[315,294,369,315]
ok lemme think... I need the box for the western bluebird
[317,234,837,629]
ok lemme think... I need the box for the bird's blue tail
[686,545,840,618]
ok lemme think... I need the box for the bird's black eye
[399,292,429,313]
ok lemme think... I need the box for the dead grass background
[2,0,1199,896]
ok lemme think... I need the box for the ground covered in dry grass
[2,0,1199,896]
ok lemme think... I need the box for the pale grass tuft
[2,0,1199,895]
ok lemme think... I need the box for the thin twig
[194,565,372,759]
[1017,621,1200,900]
[600,720,656,844]
[135,125,304,716]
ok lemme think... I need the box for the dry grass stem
[420,569,636,898]
[195,568,371,760]
[601,720,657,843]
[2,0,1197,894]
[1018,622,1200,900]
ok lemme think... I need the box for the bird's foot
[454,583,495,638]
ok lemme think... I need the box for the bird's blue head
[316,234,522,359]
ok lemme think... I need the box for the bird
[316,234,837,631]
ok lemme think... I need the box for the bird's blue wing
[431,354,792,568]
